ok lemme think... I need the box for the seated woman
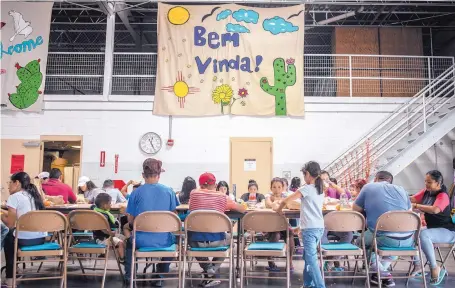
[177,176,196,205]
[265,178,295,272]
[217,181,235,201]
[321,171,350,199]
[1,172,48,288]
[240,180,265,204]
[77,176,104,203]
[351,179,367,201]
[410,170,455,285]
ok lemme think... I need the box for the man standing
[189,172,246,287]
[124,158,177,287]
[353,171,412,287]
[42,168,77,204]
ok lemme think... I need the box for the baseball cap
[143,158,165,176]
[36,172,49,179]
[78,176,90,187]
[199,172,216,186]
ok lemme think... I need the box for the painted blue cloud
[263,16,299,35]
[232,9,259,24]
[226,23,250,33]
[216,9,232,21]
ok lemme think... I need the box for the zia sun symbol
[161,71,200,108]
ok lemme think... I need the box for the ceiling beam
[115,2,142,46]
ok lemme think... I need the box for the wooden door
[230,138,273,197]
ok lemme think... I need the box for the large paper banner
[1,2,53,112]
[154,3,305,116]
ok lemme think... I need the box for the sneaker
[206,267,216,277]
[204,277,221,287]
[382,278,396,287]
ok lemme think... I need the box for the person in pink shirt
[321,171,350,199]
[42,168,77,204]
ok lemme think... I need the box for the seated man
[353,171,413,288]
[102,179,127,204]
[42,168,77,204]
[189,172,246,287]
[124,158,177,287]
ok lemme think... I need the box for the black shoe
[151,280,163,287]
[370,275,379,286]
[382,278,395,287]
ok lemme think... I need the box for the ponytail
[314,176,324,195]
[301,161,324,195]
[11,172,45,210]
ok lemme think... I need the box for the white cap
[77,176,90,187]
[37,172,49,179]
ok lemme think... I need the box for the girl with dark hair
[1,172,47,287]
[178,176,197,204]
[240,180,265,204]
[290,177,301,192]
[276,161,325,288]
[410,170,455,285]
[351,179,367,200]
[217,181,235,201]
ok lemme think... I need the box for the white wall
[394,128,455,195]
[1,97,410,191]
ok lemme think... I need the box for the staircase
[325,64,455,185]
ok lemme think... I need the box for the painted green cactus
[8,59,43,110]
[260,58,296,116]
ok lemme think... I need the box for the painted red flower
[286,58,295,65]
[238,88,248,98]
[262,79,267,83]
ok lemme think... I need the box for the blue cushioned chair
[240,210,290,288]
[67,210,123,288]
[372,211,427,288]
[13,211,68,288]
[183,210,234,288]
[131,211,183,288]
[318,211,369,287]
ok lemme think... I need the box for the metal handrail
[325,64,455,173]
[331,65,455,180]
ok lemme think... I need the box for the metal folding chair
[130,211,182,288]
[319,211,370,287]
[182,210,234,288]
[67,210,124,288]
[240,210,290,288]
[13,211,68,288]
[372,211,427,288]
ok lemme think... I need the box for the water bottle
[340,193,349,210]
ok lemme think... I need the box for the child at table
[92,193,126,263]
[275,161,326,288]
[240,180,265,205]
[265,178,295,272]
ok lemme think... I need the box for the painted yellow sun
[162,72,200,108]
[168,6,190,25]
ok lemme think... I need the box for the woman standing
[410,170,455,285]
[276,161,326,288]
[1,172,47,288]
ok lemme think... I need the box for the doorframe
[229,137,274,190]
[39,135,83,173]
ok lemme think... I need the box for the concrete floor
[8,252,455,288]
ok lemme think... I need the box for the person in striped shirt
[188,173,246,287]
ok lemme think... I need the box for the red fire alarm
[167,139,174,147]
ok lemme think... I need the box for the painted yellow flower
[212,84,233,104]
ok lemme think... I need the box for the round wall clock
[139,132,162,155]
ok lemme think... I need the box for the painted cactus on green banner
[260,58,296,116]
[8,59,43,110]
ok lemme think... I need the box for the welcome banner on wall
[153,3,305,116]
[1,2,53,112]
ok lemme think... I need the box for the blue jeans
[302,228,325,288]
[420,228,455,269]
[364,230,415,276]
[124,238,172,280]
